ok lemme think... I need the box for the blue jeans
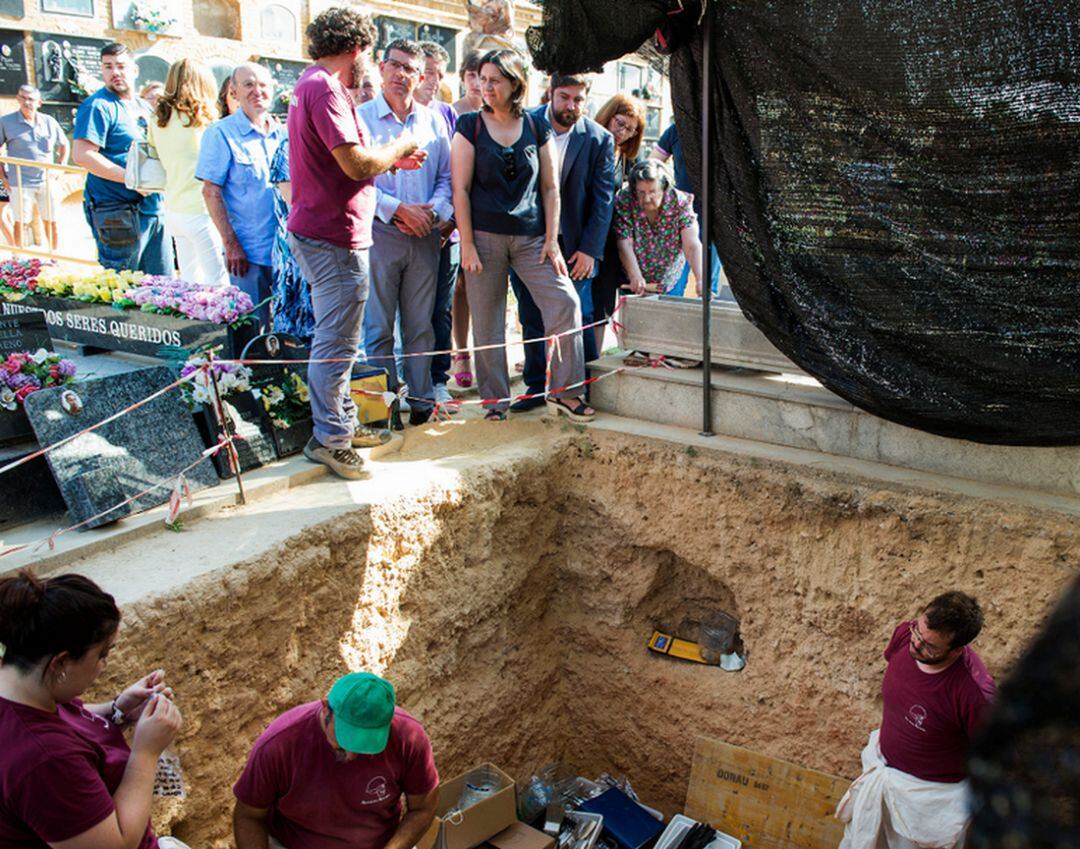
[84,199,173,276]
[431,240,460,386]
[288,233,368,451]
[230,262,273,331]
[511,271,597,394]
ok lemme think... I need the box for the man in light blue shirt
[358,38,451,425]
[0,85,68,250]
[196,62,284,329]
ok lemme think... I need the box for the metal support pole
[699,0,715,437]
[207,353,247,505]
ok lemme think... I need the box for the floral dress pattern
[613,186,697,293]
[269,137,315,340]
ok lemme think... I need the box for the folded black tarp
[528,0,1080,445]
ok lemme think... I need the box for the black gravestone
[0,312,52,356]
[33,33,109,104]
[375,16,417,52]
[243,332,313,457]
[135,54,170,91]
[416,23,458,71]
[0,441,65,530]
[256,57,308,114]
[192,391,277,479]
[39,102,79,137]
[23,365,219,529]
[0,313,52,446]
[0,30,28,95]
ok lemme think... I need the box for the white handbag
[124,140,167,192]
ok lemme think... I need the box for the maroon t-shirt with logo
[0,696,157,848]
[234,702,439,849]
[879,621,996,783]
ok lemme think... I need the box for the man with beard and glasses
[233,672,439,849]
[73,43,173,274]
[286,7,425,480]
[508,72,615,412]
[837,592,997,849]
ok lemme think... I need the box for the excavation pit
[72,422,1077,848]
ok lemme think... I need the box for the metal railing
[0,154,99,266]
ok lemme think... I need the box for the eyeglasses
[611,115,637,136]
[909,620,948,659]
[384,58,421,77]
[501,149,517,181]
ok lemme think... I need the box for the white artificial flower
[0,387,16,411]
[31,348,49,364]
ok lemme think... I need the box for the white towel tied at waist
[836,729,970,849]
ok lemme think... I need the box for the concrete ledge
[617,295,805,375]
[0,434,403,576]
[591,355,1080,499]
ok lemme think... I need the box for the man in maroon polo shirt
[838,591,996,849]
[233,672,439,849]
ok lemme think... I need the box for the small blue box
[580,788,664,849]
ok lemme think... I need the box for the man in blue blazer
[509,73,616,411]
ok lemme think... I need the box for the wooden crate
[684,736,849,849]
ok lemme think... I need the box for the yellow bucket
[350,365,390,425]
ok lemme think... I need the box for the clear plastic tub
[564,811,605,849]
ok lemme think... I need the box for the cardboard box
[486,822,556,849]
[416,763,518,849]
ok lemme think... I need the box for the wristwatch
[109,699,126,726]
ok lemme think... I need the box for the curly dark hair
[306,7,377,61]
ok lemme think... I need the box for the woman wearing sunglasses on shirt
[451,48,593,422]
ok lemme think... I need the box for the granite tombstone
[0,30,29,96]
[257,57,306,114]
[33,33,109,104]
[243,332,313,457]
[0,313,52,446]
[23,365,219,529]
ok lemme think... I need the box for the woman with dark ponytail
[0,570,186,849]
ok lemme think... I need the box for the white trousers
[165,210,228,287]
[837,730,970,849]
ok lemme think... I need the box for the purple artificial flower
[57,359,76,377]
[7,372,41,390]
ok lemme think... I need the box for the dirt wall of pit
[88,431,1080,848]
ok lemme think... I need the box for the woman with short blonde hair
[149,59,228,285]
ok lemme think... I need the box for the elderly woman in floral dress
[614,159,702,296]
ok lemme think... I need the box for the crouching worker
[234,672,439,849]
[0,570,186,849]
[837,592,996,849]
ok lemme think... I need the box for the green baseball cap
[327,672,397,754]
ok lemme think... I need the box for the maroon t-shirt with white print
[234,702,439,849]
[0,696,157,848]
[879,621,996,783]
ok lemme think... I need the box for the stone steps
[589,354,1080,500]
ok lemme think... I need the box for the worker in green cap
[233,671,440,849]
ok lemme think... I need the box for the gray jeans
[364,220,439,411]
[465,230,584,411]
[288,232,369,450]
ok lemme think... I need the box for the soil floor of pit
[39,407,1080,849]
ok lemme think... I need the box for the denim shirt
[358,94,452,226]
[195,110,285,266]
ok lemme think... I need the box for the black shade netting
[967,574,1080,847]
[528,1,1080,445]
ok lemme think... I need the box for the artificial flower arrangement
[254,369,310,430]
[179,354,253,409]
[128,0,178,33]
[0,349,77,411]
[0,261,255,326]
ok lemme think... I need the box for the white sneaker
[399,390,411,413]
[434,383,454,404]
